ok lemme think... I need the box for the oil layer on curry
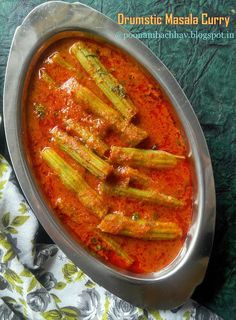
[23,35,193,274]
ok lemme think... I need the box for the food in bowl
[23,34,193,274]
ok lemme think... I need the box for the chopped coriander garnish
[96,69,108,77]
[34,103,46,119]
[111,84,126,98]
[85,54,98,58]
[131,212,140,221]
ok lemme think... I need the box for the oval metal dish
[3,1,215,309]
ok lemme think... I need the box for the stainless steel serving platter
[3,1,215,309]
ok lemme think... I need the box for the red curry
[23,34,192,273]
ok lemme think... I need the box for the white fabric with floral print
[0,155,222,320]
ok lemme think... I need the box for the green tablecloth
[0,1,235,319]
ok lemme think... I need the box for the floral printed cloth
[0,155,223,320]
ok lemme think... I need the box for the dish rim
[3,1,215,309]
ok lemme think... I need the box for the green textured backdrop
[0,1,236,319]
